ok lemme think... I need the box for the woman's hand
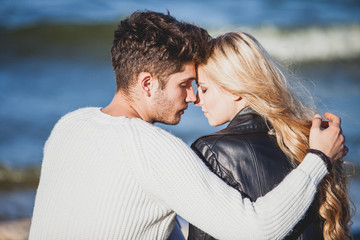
[309,113,348,164]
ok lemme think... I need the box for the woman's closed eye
[200,87,207,93]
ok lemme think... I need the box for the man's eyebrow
[180,77,196,82]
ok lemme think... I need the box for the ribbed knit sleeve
[130,120,327,240]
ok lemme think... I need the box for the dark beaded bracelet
[308,149,332,172]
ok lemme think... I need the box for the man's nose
[186,86,197,103]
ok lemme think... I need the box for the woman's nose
[194,92,201,106]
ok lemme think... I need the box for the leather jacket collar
[215,107,271,135]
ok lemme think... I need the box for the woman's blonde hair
[201,31,352,239]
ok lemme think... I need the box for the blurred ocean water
[1,0,359,28]
[0,0,359,235]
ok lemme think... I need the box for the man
[29,11,346,240]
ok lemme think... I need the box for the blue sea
[0,0,359,235]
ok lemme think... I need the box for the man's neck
[101,91,151,122]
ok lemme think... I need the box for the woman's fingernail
[314,114,322,119]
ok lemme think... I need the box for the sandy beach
[0,218,31,240]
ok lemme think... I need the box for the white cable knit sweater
[29,107,327,240]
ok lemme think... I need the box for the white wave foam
[210,24,360,62]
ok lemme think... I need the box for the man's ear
[137,72,159,97]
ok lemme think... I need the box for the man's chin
[156,116,181,125]
[164,117,181,125]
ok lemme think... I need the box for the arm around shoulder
[135,125,328,239]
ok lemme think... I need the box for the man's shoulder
[49,107,100,132]
[134,121,183,143]
[59,107,100,121]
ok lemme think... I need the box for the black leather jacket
[188,107,323,240]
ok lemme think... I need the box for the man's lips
[179,106,188,114]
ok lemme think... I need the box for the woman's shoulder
[191,129,252,152]
[190,132,254,173]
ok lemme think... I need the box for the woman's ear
[232,95,242,101]
[234,96,248,112]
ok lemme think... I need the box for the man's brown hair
[111,11,211,93]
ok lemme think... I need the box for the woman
[188,32,352,240]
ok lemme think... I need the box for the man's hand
[309,112,348,164]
